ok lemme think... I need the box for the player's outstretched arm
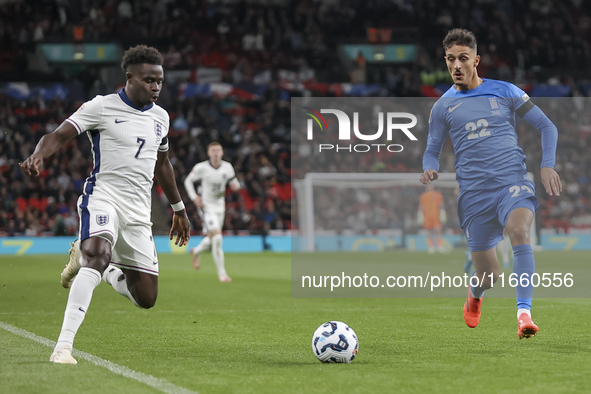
[155,150,190,246]
[420,169,439,185]
[20,122,78,176]
[421,103,446,185]
[521,105,561,196]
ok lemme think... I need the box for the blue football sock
[512,244,535,310]
[469,270,485,298]
[463,251,473,274]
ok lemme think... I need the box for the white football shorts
[77,194,159,276]
[199,209,225,233]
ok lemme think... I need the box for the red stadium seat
[16,197,28,212]
[28,197,41,210]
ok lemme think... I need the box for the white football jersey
[66,90,169,223]
[184,160,236,213]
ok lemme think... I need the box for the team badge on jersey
[154,121,163,139]
[96,215,109,226]
[489,98,501,116]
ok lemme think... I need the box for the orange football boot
[517,313,539,339]
[462,287,482,328]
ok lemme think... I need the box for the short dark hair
[121,45,163,72]
[442,28,477,52]
[207,142,223,150]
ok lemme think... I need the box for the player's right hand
[170,211,190,247]
[193,196,203,209]
[420,169,439,184]
[20,154,43,176]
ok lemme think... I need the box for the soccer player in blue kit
[420,29,562,339]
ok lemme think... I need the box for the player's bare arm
[229,178,241,192]
[193,195,204,209]
[540,167,561,196]
[155,149,190,246]
[20,122,78,176]
[420,169,439,185]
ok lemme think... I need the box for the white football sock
[211,234,227,277]
[192,236,211,254]
[499,237,511,265]
[517,308,531,319]
[102,265,140,308]
[54,267,101,351]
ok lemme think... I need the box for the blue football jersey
[423,78,535,191]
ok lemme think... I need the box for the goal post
[294,172,537,252]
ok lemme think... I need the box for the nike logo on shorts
[115,119,128,123]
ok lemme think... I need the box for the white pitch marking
[0,321,198,394]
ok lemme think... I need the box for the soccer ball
[311,321,358,363]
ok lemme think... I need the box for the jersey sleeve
[522,105,558,169]
[422,101,448,172]
[158,114,170,152]
[184,164,203,201]
[65,96,103,134]
[507,84,534,118]
[227,165,236,182]
[227,165,240,189]
[158,137,169,152]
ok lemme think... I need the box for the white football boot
[49,345,77,364]
[61,240,82,288]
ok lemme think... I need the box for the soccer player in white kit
[20,45,190,364]
[184,142,240,282]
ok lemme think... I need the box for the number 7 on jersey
[135,137,146,159]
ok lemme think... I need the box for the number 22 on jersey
[466,119,490,140]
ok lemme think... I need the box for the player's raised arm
[521,105,561,196]
[20,121,78,176]
[420,103,447,184]
[155,149,190,246]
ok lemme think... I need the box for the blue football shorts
[457,179,539,252]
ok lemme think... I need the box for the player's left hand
[420,169,439,185]
[170,211,190,246]
[541,167,561,196]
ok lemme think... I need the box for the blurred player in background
[418,184,447,253]
[20,46,190,364]
[185,142,240,282]
[421,29,561,339]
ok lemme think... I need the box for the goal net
[293,172,537,252]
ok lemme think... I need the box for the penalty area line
[0,321,198,394]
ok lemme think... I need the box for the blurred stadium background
[1,0,591,251]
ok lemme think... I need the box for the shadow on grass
[262,359,371,367]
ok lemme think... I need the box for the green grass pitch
[1,251,590,393]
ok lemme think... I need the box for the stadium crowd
[0,91,292,237]
[3,0,591,83]
[2,0,591,237]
